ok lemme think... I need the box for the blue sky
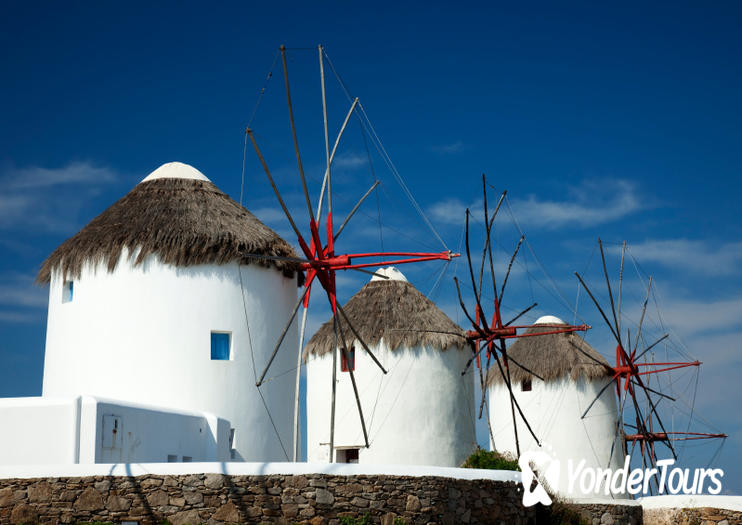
[1,2,741,494]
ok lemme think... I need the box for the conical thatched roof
[304,268,466,358]
[37,162,300,283]
[486,316,611,386]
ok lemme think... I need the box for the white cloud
[0,161,118,232]
[432,140,465,154]
[623,239,742,276]
[5,161,116,189]
[0,273,48,309]
[334,153,367,169]
[510,179,642,229]
[429,198,481,226]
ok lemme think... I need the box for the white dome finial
[534,315,565,325]
[371,266,408,282]
[140,162,210,183]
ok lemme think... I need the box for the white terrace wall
[306,342,477,467]
[42,252,298,462]
[0,396,230,465]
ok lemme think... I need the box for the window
[167,454,178,462]
[211,332,231,360]
[336,448,359,463]
[182,456,192,463]
[341,346,355,372]
[521,378,532,392]
[62,280,74,303]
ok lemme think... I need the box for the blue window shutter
[211,332,230,360]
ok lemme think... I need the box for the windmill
[243,45,459,461]
[576,239,727,493]
[453,176,590,457]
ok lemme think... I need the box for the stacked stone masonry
[0,473,736,524]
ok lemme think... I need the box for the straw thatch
[486,324,612,386]
[304,279,466,358]
[37,177,301,283]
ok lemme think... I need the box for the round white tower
[39,162,300,462]
[305,267,477,467]
[487,315,625,498]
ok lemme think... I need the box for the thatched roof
[304,273,466,358]
[37,164,300,283]
[486,319,611,386]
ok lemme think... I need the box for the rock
[289,476,309,489]
[74,487,104,511]
[146,489,169,507]
[211,501,239,522]
[460,508,471,523]
[381,513,396,525]
[281,503,299,517]
[351,496,369,508]
[140,477,163,489]
[183,490,203,505]
[94,480,111,493]
[244,506,262,518]
[28,482,53,503]
[169,509,202,525]
[0,487,13,507]
[10,503,38,524]
[183,475,203,487]
[300,506,316,518]
[600,511,614,524]
[719,520,730,525]
[310,517,325,525]
[316,488,334,505]
[106,494,131,512]
[204,474,224,489]
[170,496,186,507]
[406,494,421,512]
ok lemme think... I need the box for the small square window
[521,378,532,392]
[62,280,74,303]
[341,346,355,372]
[182,456,192,463]
[167,454,178,462]
[211,332,231,360]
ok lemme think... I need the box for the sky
[1,1,741,494]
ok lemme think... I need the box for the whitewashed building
[487,315,625,498]
[2,161,302,464]
[305,267,477,467]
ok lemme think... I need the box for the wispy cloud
[0,273,48,309]
[623,239,742,276]
[5,161,116,190]
[510,179,643,229]
[334,153,367,169]
[428,198,481,225]
[432,140,465,154]
[0,161,118,232]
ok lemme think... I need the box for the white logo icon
[518,448,561,507]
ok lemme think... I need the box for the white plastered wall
[306,342,477,467]
[488,375,626,498]
[0,396,229,464]
[42,251,298,462]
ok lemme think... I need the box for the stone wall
[642,506,741,525]
[0,473,538,525]
[0,472,688,525]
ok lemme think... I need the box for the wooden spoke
[334,180,380,241]
[280,45,314,223]
[337,304,387,374]
[599,238,622,347]
[256,285,311,386]
[336,314,370,447]
[581,377,617,419]
[499,235,524,305]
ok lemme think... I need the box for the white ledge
[0,462,522,483]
